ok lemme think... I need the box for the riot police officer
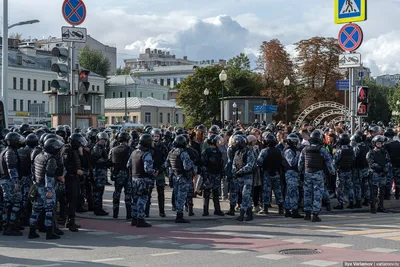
[29,138,64,240]
[128,134,157,227]
[91,132,110,216]
[0,132,24,236]
[109,132,132,219]
[298,130,335,222]
[353,131,370,207]
[129,130,140,150]
[384,128,400,200]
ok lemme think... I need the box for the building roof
[106,75,143,85]
[105,97,182,109]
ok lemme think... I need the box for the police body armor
[262,147,282,175]
[356,143,369,169]
[34,153,56,186]
[304,145,324,173]
[205,148,222,175]
[153,142,167,172]
[0,149,8,178]
[18,146,33,177]
[169,148,184,175]
[0,148,20,179]
[112,144,131,173]
[283,147,298,172]
[385,141,400,168]
[91,144,108,168]
[233,147,251,176]
[131,148,148,178]
[337,146,353,172]
[371,150,387,173]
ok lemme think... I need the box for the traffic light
[78,70,90,104]
[357,86,368,117]
[50,47,70,95]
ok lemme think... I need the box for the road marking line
[115,235,146,240]
[339,229,400,235]
[365,248,398,253]
[92,258,124,262]
[216,250,247,254]
[316,229,344,233]
[301,259,338,266]
[148,240,176,244]
[151,252,181,257]
[257,254,291,260]
[283,238,312,244]
[322,243,353,248]
[385,236,400,241]
[86,231,115,235]
[363,231,400,238]
[155,224,177,228]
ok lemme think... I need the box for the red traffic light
[357,103,368,116]
[79,72,87,79]
[357,86,368,103]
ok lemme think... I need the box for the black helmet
[69,133,87,148]
[25,133,38,148]
[88,128,99,141]
[64,125,71,137]
[118,132,130,143]
[233,130,244,136]
[231,135,246,149]
[371,135,386,147]
[74,128,82,134]
[338,133,350,146]
[19,123,30,134]
[286,133,300,147]
[151,128,162,137]
[264,134,277,147]
[209,125,220,134]
[144,125,153,134]
[39,133,48,146]
[164,131,172,140]
[384,128,395,138]
[97,132,109,141]
[43,138,64,154]
[175,128,184,136]
[310,130,323,144]
[369,125,380,135]
[195,125,206,132]
[34,129,46,140]
[55,125,66,138]
[207,134,219,146]
[173,135,187,148]
[5,132,24,148]
[130,130,139,140]
[352,131,364,143]
[138,133,153,148]
[182,134,190,143]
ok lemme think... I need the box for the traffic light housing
[50,47,70,95]
[357,86,368,117]
[78,70,90,104]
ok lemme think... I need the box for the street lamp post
[232,102,238,123]
[2,0,39,128]
[203,88,209,118]
[219,70,227,127]
[283,76,290,125]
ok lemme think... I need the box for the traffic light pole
[350,67,356,135]
[70,41,75,131]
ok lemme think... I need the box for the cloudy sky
[3,0,399,76]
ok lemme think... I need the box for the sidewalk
[76,185,400,222]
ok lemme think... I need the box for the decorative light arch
[313,109,350,126]
[330,116,350,125]
[295,101,349,126]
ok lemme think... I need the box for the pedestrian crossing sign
[334,0,367,24]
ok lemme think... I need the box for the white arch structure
[330,116,350,125]
[295,101,349,126]
[313,109,350,126]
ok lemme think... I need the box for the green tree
[9,33,22,40]
[363,79,393,124]
[79,46,110,77]
[116,66,131,75]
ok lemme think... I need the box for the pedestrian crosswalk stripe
[340,229,400,235]
[363,232,400,238]
[385,236,400,241]
[87,231,115,235]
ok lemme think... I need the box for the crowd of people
[0,120,398,240]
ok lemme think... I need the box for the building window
[151,93,154,97]
[34,100,37,103]
[20,78,23,90]
[33,79,37,91]
[42,80,45,91]
[13,99,16,111]
[119,92,123,98]
[140,92,142,97]
[175,113,179,124]
[20,100,23,111]
[167,113,170,123]
[97,86,100,91]
[167,79,171,86]
[145,112,151,123]
[13,77,16,89]
[92,85,95,91]
[160,79,164,86]
[163,94,165,100]
[128,92,131,97]
[159,112,163,123]
[174,78,178,85]
[112,92,115,98]
[48,81,51,90]
[132,116,137,123]
[28,79,31,90]
[182,114,185,122]
[28,100,31,110]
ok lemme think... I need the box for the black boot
[66,218,79,232]
[225,205,235,216]
[113,208,119,219]
[202,197,210,216]
[285,209,292,218]
[46,226,60,240]
[291,209,304,219]
[136,218,152,228]
[304,211,311,221]
[378,190,386,212]
[278,205,284,215]
[188,204,195,217]
[126,204,132,220]
[333,204,344,210]
[157,186,166,217]
[258,204,269,215]
[3,224,22,236]
[175,212,189,223]
[236,210,245,222]
[362,198,370,206]
[326,202,332,212]
[312,213,322,222]
[145,198,151,218]
[371,188,377,214]
[28,226,40,239]
[52,216,64,236]
[213,196,225,216]
[94,209,109,216]
[131,218,137,226]
[384,187,391,200]
[245,208,253,221]
[396,187,400,200]
[347,201,354,209]
[355,200,362,208]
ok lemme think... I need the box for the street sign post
[62,0,86,26]
[62,26,87,42]
[338,23,363,52]
[334,0,367,24]
[339,53,361,68]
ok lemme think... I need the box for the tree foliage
[116,66,131,75]
[79,46,110,77]
[9,33,22,40]
[363,79,393,124]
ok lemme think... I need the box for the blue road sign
[254,105,277,114]
[358,72,364,77]
[334,0,367,24]
[62,0,87,26]
[338,23,363,52]
[336,80,361,90]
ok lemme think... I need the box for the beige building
[105,97,184,126]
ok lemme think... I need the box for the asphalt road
[2,186,400,267]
